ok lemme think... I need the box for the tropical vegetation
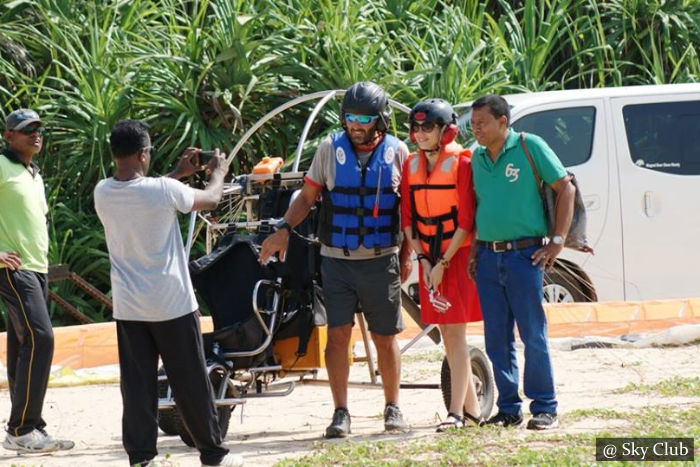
[1,0,698,324]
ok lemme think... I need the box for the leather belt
[477,237,545,253]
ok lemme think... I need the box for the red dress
[400,154,482,325]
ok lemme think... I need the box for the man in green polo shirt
[0,109,73,453]
[469,94,575,430]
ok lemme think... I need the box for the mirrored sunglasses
[16,126,45,136]
[410,122,438,133]
[345,113,379,124]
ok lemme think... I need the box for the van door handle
[643,191,654,217]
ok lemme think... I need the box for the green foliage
[615,376,700,397]
[0,0,698,324]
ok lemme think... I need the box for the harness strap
[414,210,457,225]
[328,205,395,216]
[332,186,394,195]
[415,228,456,244]
[331,225,395,235]
[409,184,456,191]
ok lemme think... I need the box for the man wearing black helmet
[260,81,412,438]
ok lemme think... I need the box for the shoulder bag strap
[520,132,545,200]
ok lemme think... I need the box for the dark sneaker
[485,412,523,427]
[527,412,558,430]
[325,408,351,438]
[383,403,409,432]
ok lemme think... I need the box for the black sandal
[463,410,486,427]
[436,412,464,432]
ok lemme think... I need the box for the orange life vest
[407,144,472,260]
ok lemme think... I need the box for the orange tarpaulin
[1,298,699,370]
[0,318,214,370]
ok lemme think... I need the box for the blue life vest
[318,132,400,254]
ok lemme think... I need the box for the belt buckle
[493,241,507,253]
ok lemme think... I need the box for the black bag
[520,132,593,252]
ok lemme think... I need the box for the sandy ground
[0,334,698,467]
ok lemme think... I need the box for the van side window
[623,100,700,175]
[512,107,595,167]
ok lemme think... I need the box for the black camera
[192,150,216,168]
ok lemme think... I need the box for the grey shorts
[321,254,404,336]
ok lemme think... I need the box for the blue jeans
[475,244,557,415]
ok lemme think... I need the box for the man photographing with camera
[94,119,243,466]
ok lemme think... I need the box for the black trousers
[0,268,54,436]
[116,312,229,465]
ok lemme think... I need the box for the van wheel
[543,267,590,302]
[441,346,495,419]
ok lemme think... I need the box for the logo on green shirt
[505,163,520,182]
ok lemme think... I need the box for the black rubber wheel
[441,346,495,418]
[543,266,591,303]
[157,367,234,446]
[178,367,233,448]
[157,367,180,436]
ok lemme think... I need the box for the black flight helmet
[341,81,391,132]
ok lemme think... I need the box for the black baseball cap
[5,109,42,131]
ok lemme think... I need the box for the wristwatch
[551,235,565,245]
[274,219,292,233]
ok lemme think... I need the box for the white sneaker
[38,429,75,450]
[202,453,244,466]
[3,429,60,453]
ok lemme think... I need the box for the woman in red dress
[400,99,483,431]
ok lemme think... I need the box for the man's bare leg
[325,324,352,408]
[324,324,353,438]
[371,332,408,431]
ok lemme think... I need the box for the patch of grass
[615,376,700,397]
[565,408,625,422]
[628,405,700,438]
[275,405,700,466]
[275,439,424,466]
[401,349,445,365]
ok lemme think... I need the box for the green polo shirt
[472,129,566,242]
[0,151,49,273]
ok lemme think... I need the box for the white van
[454,83,700,302]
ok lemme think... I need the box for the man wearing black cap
[260,82,412,438]
[0,109,74,453]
